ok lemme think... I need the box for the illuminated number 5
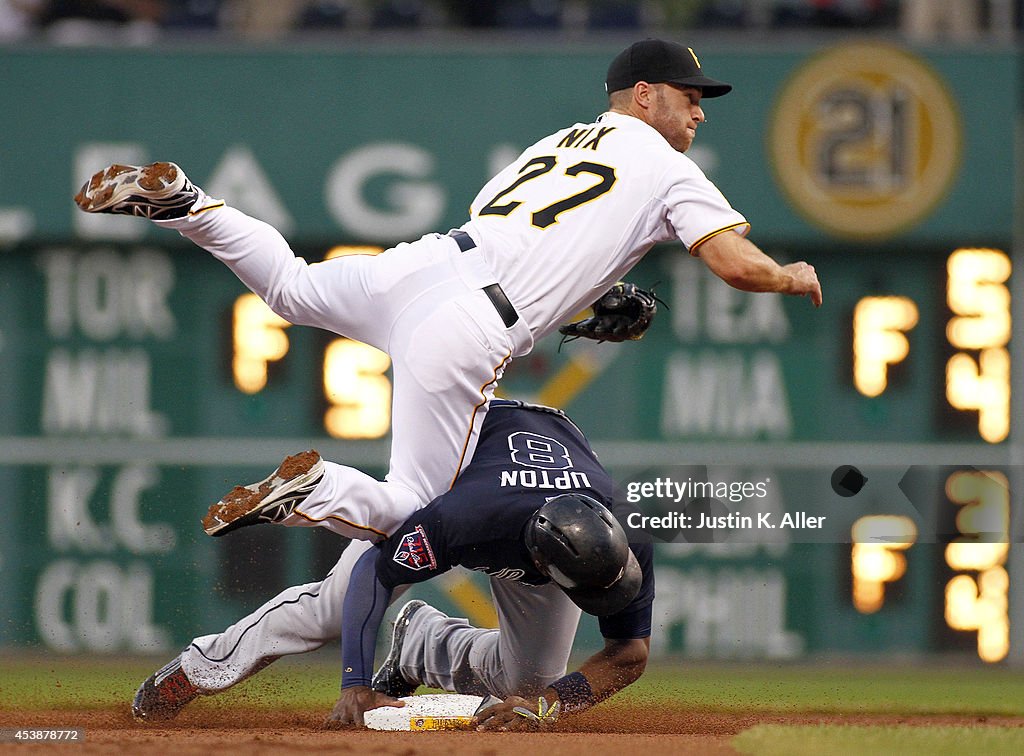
[479,155,617,229]
[323,339,392,439]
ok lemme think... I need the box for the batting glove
[512,697,560,727]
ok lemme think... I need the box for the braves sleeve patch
[393,525,438,571]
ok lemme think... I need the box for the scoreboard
[0,239,1017,663]
[4,241,1010,445]
[853,247,1010,443]
[193,241,1016,447]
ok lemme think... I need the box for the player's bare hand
[783,262,823,307]
[475,694,559,731]
[325,686,404,728]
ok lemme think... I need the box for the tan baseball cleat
[202,450,325,537]
[74,162,222,220]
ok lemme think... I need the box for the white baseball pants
[158,206,533,540]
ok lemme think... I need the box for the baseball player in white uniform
[75,39,822,543]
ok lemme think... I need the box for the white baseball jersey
[154,111,748,546]
[462,111,750,341]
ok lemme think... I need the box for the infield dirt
[3,704,1022,755]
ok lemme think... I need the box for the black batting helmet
[524,493,641,616]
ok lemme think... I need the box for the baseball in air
[831,466,867,497]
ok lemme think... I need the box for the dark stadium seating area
[5,1,1020,42]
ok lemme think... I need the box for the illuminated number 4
[479,155,616,228]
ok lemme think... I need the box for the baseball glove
[558,282,660,344]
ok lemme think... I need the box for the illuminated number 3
[478,155,616,228]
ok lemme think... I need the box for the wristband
[341,673,372,690]
[549,671,595,712]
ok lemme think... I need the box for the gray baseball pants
[179,539,580,697]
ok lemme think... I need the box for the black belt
[448,230,519,328]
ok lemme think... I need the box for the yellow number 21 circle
[768,42,962,240]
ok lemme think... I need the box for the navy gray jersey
[374,399,655,638]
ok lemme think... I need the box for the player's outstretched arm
[475,637,649,731]
[696,231,823,307]
[326,547,404,727]
[569,636,650,703]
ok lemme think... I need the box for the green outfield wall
[0,43,1015,245]
[0,40,1020,663]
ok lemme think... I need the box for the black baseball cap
[605,39,732,98]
